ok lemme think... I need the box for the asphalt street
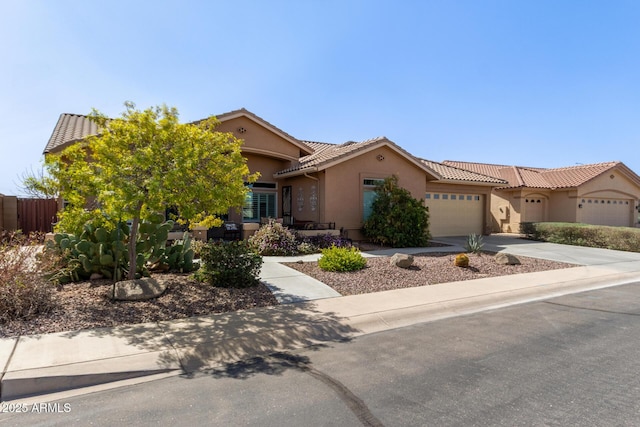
[3,282,640,426]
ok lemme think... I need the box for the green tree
[45,102,258,279]
[363,175,430,247]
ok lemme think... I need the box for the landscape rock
[89,273,104,281]
[111,277,167,301]
[390,253,414,269]
[495,252,521,265]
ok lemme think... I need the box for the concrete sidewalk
[2,236,640,402]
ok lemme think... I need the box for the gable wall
[322,145,427,240]
[577,168,640,200]
[216,116,302,161]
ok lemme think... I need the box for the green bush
[363,175,430,248]
[318,246,367,272]
[520,222,640,252]
[248,220,299,256]
[195,240,262,288]
[0,233,56,322]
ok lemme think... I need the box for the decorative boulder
[495,252,521,265]
[111,277,167,301]
[391,253,414,269]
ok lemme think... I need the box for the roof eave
[273,167,320,179]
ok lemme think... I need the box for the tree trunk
[128,215,140,280]
[127,201,144,281]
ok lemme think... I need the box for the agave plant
[464,233,484,254]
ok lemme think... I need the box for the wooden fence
[16,198,58,234]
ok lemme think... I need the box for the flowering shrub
[318,246,367,272]
[302,233,352,250]
[248,220,299,256]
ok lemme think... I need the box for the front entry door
[282,186,292,225]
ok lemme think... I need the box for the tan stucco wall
[425,182,494,234]
[321,145,428,240]
[244,153,289,182]
[549,190,578,223]
[491,190,523,233]
[215,116,303,162]
[578,169,640,200]
[280,174,325,224]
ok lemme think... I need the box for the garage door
[581,198,632,227]
[425,193,484,237]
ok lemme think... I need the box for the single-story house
[44,108,505,239]
[444,161,640,232]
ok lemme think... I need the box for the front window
[363,178,385,221]
[243,191,276,222]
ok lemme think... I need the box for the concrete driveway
[435,234,640,266]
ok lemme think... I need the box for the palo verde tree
[46,102,258,280]
[362,175,430,247]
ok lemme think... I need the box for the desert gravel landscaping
[0,251,574,338]
[285,251,575,296]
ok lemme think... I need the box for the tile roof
[44,108,315,155]
[44,114,99,153]
[275,137,392,176]
[417,159,507,184]
[443,160,635,189]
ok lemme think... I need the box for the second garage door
[425,193,484,237]
[580,198,632,227]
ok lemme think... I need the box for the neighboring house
[44,108,506,239]
[444,161,640,232]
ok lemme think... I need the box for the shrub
[363,175,430,248]
[302,233,352,250]
[248,220,299,256]
[520,222,640,252]
[0,233,56,322]
[464,233,484,254]
[318,246,367,272]
[195,240,262,288]
[454,253,469,268]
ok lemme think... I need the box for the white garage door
[581,198,632,227]
[425,193,484,237]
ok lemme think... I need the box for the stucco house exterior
[44,108,505,239]
[444,161,640,232]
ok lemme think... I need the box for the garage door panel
[425,193,483,237]
[581,198,631,227]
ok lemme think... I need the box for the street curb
[2,268,640,402]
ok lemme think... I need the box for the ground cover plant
[520,222,640,252]
[317,246,367,272]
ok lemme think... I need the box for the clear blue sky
[2,0,639,196]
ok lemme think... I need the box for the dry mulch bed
[1,250,574,338]
[285,252,575,296]
[0,274,278,338]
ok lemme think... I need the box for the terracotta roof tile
[275,137,388,175]
[418,159,506,184]
[44,114,99,153]
[443,160,632,189]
